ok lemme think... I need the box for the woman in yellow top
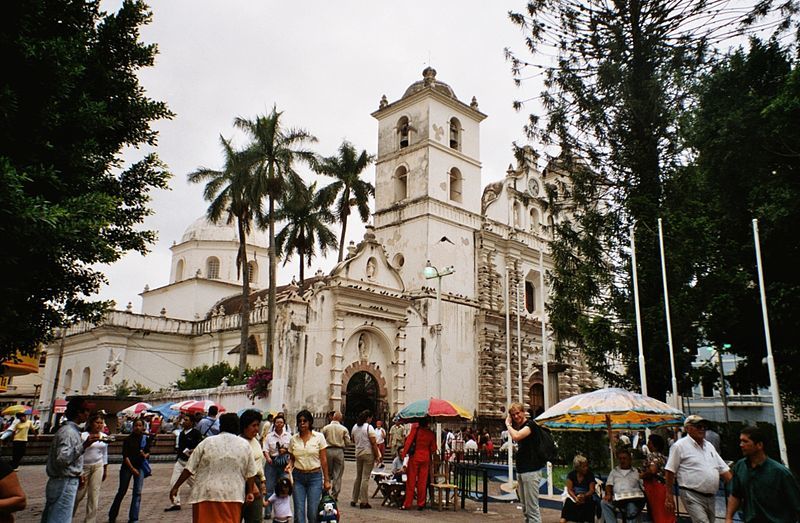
[10,414,32,470]
[239,410,267,523]
[287,410,331,523]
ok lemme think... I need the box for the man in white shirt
[665,415,732,523]
[320,411,351,501]
[601,447,644,522]
[464,435,479,452]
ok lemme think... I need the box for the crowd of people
[0,395,795,522]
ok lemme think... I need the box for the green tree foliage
[0,0,171,357]
[188,136,262,377]
[235,108,316,368]
[686,39,800,411]
[275,180,338,289]
[176,361,251,391]
[507,1,792,400]
[114,380,152,398]
[314,141,375,262]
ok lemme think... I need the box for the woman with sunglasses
[286,410,331,523]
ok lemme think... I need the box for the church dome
[180,216,268,247]
[402,67,457,100]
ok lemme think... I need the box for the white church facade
[39,68,596,426]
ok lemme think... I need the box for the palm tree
[235,107,316,368]
[275,179,338,290]
[188,136,260,377]
[314,141,375,262]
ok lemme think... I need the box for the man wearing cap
[665,415,732,523]
[41,398,99,523]
[725,426,800,523]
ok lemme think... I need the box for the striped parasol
[535,387,684,430]
[393,398,472,424]
[170,399,225,414]
[120,402,153,417]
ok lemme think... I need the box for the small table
[370,470,393,498]
[379,480,406,507]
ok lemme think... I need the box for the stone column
[393,325,407,413]
[330,315,345,411]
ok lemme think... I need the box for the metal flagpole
[752,219,789,465]
[630,225,648,397]
[539,251,550,410]
[657,219,679,407]
[516,276,524,403]
[504,266,514,483]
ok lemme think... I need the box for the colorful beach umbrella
[147,402,181,419]
[535,387,684,431]
[393,398,472,424]
[120,402,153,417]
[171,399,225,414]
[1,405,31,416]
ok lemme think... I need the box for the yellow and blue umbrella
[535,387,684,431]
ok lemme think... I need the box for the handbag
[139,435,152,478]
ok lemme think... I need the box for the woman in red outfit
[400,417,436,511]
[641,434,676,523]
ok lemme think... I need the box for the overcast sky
[96,1,547,308]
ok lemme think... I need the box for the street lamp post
[424,260,455,455]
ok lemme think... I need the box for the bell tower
[370,68,487,294]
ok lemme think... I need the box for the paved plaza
[16,461,563,522]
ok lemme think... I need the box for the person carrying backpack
[505,402,551,523]
[197,406,220,437]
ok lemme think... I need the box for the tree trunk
[337,211,348,263]
[267,193,276,371]
[237,218,250,378]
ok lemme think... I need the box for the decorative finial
[126,302,133,312]
[159,307,167,317]
[471,96,479,109]
[143,284,150,292]
[379,95,388,109]
[422,66,437,86]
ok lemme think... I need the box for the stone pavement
[16,461,563,522]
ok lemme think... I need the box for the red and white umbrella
[170,400,225,414]
[120,402,153,417]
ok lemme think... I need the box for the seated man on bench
[601,447,645,522]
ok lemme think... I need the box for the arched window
[175,259,184,282]
[525,281,536,313]
[81,367,91,393]
[63,369,73,393]
[449,167,463,202]
[247,260,258,284]
[394,166,408,202]
[449,117,461,150]
[529,208,540,233]
[513,201,522,228]
[397,116,411,149]
[206,256,220,279]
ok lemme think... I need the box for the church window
[420,338,426,367]
[63,369,73,393]
[392,253,405,269]
[81,367,91,394]
[449,168,463,202]
[394,166,408,202]
[397,116,411,149]
[529,208,540,233]
[449,117,461,150]
[525,281,536,313]
[247,260,258,284]
[206,256,220,279]
[175,259,184,282]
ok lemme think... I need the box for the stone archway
[342,361,388,428]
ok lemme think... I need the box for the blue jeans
[264,462,287,518]
[292,469,323,523]
[601,499,642,522]
[108,466,144,522]
[41,476,79,523]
